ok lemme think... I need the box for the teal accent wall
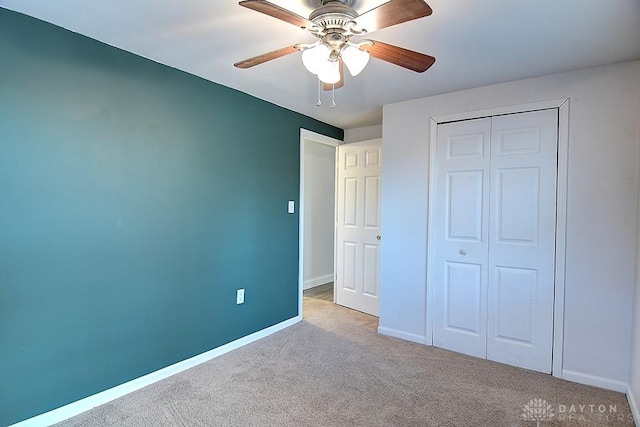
[0,8,342,425]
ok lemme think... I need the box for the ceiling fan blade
[323,60,344,91]
[239,0,316,30]
[354,0,432,33]
[362,40,435,73]
[234,45,299,69]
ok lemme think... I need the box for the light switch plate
[288,200,295,214]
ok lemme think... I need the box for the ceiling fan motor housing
[310,1,358,29]
[317,0,354,6]
[310,0,362,59]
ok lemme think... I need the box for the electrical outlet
[236,288,245,305]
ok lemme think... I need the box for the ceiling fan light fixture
[317,59,341,84]
[235,0,436,96]
[301,43,331,74]
[341,45,370,77]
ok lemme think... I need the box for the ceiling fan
[234,0,436,91]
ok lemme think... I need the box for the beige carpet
[55,296,634,426]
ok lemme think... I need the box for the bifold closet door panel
[486,109,558,373]
[432,118,491,359]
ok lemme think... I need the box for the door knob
[376,235,381,240]
[459,249,467,255]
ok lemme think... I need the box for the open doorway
[298,129,340,316]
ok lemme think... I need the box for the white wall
[344,125,382,144]
[631,169,640,421]
[380,60,640,391]
[303,141,336,289]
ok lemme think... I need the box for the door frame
[298,129,341,318]
[426,99,569,378]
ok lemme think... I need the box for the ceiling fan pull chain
[316,78,322,107]
[331,85,336,109]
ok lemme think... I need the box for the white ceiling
[2,0,640,129]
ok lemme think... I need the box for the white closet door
[432,109,558,373]
[486,109,558,373]
[432,118,491,358]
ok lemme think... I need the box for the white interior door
[432,118,491,358]
[335,139,382,316]
[486,110,558,373]
[432,110,558,373]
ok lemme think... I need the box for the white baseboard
[378,326,427,345]
[628,386,640,426]
[561,369,629,393]
[10,315,302,427]
[303,274,333,290]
